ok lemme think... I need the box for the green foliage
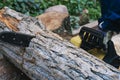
[70,16,80,29]
[0,0,42,16]
[0,0,101,19]
[0,0,101,33]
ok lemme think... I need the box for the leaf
[24,0,28,2]
[25,12,30,16]
[34,4,40,9]
[17,0,24,2]
[0,0,100,20]
[28,0,35,3]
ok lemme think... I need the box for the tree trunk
[0,55,30,80]
[0,7,120,80]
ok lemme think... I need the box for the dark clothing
[98,0,120,32]
[103,40,120,68]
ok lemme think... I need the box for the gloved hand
[103,40,120,68]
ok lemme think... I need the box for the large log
[0,7,120,80]
[0,56,30,80]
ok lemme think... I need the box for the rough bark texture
[0,55,30,80]
[0,7,120,80]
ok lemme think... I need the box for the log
[0,56,30,80]
[72,21,98,35]
[0,7,120,80]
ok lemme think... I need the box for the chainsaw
[70,27,120,68]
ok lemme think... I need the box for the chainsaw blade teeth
[79,27,105,50]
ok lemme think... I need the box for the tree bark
[0,7,120,80]
[0,56,30,80]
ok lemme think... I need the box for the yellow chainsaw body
[70,35,82,48]
[70,35,105,59]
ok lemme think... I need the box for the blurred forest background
[0,0,101,30]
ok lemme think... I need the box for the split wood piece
[0,9,19,31]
